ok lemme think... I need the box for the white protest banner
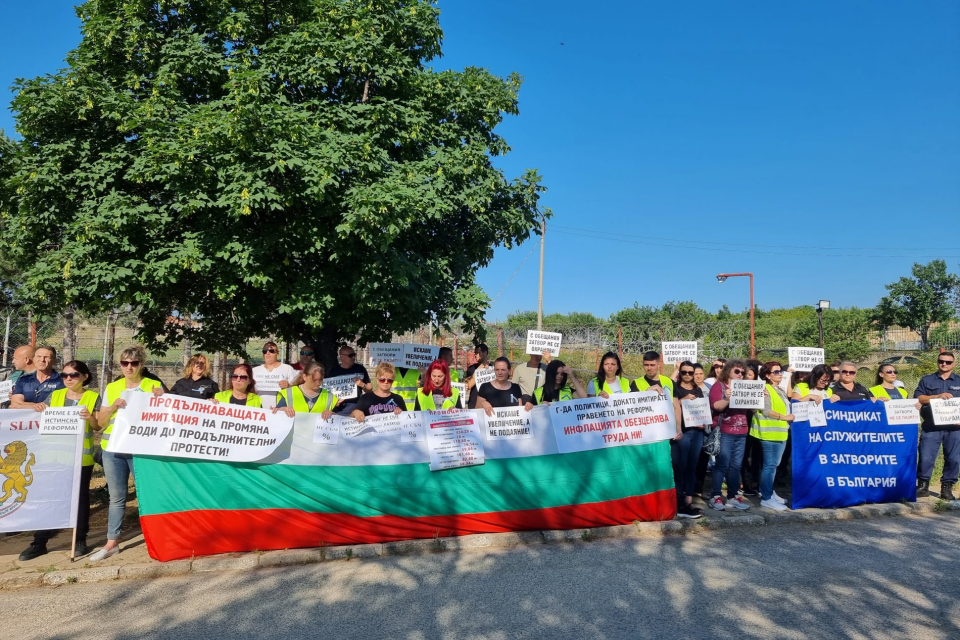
[680,397,712,427]
[730,380,765,410]
[451,382,467,403]
[0,380,12,404]
[484,406,535,440]
[402,344,440,369]
[38,406,85,435]
[474,366,496,388]
[808,402,827,427]
[791,401,811,422]
[108,393,294,462]
[319,411,421,440]
[370,343,404,366]
[525,330,562,357]
[424,409,485,471]
[549,392,675,454]
[0,410,83,533]
[322,374,359,400]
[788,347,825,372]
[884,399,921,426]
[313,416,340,445]
[931,398,960,426]
[662,341,698,365]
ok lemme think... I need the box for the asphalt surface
[8,512,960,640]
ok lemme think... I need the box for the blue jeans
[759,439,786,500]
[671,429,704,504]
[919,429,960,484]
[102,450,135,541]
[712,433,747,499]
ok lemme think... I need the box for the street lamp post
[816,300,830,349]
[717,273,755,358]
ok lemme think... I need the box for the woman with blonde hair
[170,353,219,399]
[351,362,408,420]
[90,345,163,562]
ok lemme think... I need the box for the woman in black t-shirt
[351,362,407,420]
[170,354,220,399]
[476,357,532,415]
[672,361,705,519]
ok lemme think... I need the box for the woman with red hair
[414,360,463,410]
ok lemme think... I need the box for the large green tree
[0,0,545,363]
[873,260,960,347]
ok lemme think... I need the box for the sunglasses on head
[230,374,249,381]
[120,360,140,367]
[378,377,394,383]
[262,348,278,354]
[62,371,83,379]
[939,359,954,365]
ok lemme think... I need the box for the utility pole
[537,216,545,330]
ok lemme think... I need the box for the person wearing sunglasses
[914,352,960,500]
[169,354,220,400]
[91,345,163,562]
[791,364,834,404]
[274,360,337,419]
[708,359,753,511]
[213,364,262,407]
[17,360,101,562]
[351,362,407,420]
[671,361,705,519]
[828,361,874,402]
[870,366,909,401]
[751,362,794,512]
[328,344,372,416]
[253,342,298,409]
[414,360,463,410]
[292,345,316,371]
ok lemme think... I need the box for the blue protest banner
[791,400,918,509]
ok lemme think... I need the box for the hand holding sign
[729,380,765,410]
[662,341,697,365]
[788,347,825,372]
[526,331,562,357]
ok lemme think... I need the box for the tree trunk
[62,308,76,363]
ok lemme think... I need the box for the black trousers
[33,464,93,546]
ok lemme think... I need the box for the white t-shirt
[253,363,298,408]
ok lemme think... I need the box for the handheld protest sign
[681,397,712,427]
[662,341,697,365]
[369,343,404,366]
[788,347,824,372]
[729,380,765,410]
[525,331,562,357]
[474,366,496,388]
[931,398,960,426]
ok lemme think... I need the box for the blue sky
[2,1,959,321]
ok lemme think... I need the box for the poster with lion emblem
[0,410,83,533]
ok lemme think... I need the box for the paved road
[9,513,960,640]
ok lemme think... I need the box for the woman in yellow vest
[588,352,631,397]
[414,360,462,410]
[752,362,795,512]
[28,360,100,557]
[213,364,262,407]
[790,364,834,403]
[870,365,909,401]
[274,360,337,419]
[90,345,163,562]
[534,360,586,405]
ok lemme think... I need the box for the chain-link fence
[4,311,958,396]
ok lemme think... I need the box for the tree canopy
[873,260,960,347]
[0,0,545,361]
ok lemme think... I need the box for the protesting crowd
[4,340,960,564]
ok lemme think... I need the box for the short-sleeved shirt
[253,364,299,408]
[914,372,960,432]
[709,381,750,435]
[327,363,371,385]
[354,392,407,416]
[675,385,704,432]
[828,382,874,402]
[512,362,547,398]
[13,370,65,404]
[170,376,220,399]
[478,382,524,409]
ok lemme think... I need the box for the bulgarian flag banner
[132,393,678,561]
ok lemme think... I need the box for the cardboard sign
[788,347,825,372]
[680,397,712,427]
[662,341,697,365]
[525,331,562,357]
[38,406,85,435]
[729,380,765,410]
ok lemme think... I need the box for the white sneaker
[88,546,119,563]
[772,491,787,505]
[761,498,788,511]
[711,496,727,511]
[727,496,751,510]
